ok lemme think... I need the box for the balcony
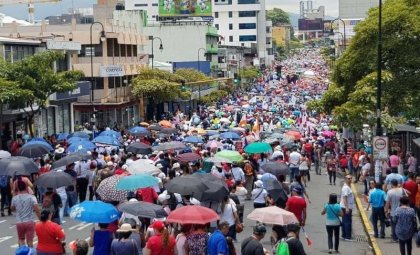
[206,26,219,37]
[206,44,218,54]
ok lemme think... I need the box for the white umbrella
[0,150,11,159]
[219,118,231,123]
[127,159,162,175]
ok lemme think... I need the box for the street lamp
[148,36,163,69]
[329,31,344,56]
[197,47,206,103]
[330,18,346,50]
[376,0,383,136]
[90,21,106,124]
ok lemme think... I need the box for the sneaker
[335,250,339,253]
[328,249,332,254]
[344,238,354,242]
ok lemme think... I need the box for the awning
[395,124,418,133]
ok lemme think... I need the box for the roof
[0,13,31,26]
[395,124,418,133]
[413,138,420,148]
[0,36,41,45]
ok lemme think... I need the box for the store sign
[46,40,81,51]
[100,65,124,77]
[55,81,90,101]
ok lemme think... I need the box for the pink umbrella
[247,206,298,225]
[322,130,335,137]
[224,105,234,112]
[206,140,223,149]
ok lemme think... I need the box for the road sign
[373,136,388,160]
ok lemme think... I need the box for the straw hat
[117,223,133,232]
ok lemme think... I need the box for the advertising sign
[55,81,90,101]
[100,65,124,77]
[159,0,212,17]
[373,136,389,160]
[298,18,323,31]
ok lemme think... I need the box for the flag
[301,227,313,247]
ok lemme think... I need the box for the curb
[351,183,382,255]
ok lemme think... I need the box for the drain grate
[353,234,369,243]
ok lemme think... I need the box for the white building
[125,0,159,21]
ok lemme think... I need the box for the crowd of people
[1,47,419,255]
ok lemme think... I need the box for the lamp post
[376,0,383,136]
[197,47,206,104]
[330,18,346,50]
[148,36,163,69]
[89,21,106,124]
[329,31,344,56]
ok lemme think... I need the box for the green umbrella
[215,150,243,162]
[244,142,272,154]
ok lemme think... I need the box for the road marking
[11,238,37,248]
[0,236,13,243]
[69,222,86,230]
[0,220,6,224]
[77,223,92,230]
[84,237,90,241]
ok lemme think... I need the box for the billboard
[298,18,323,31]
[159,0,212,17]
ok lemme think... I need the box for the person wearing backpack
[0,174,12,217]
[274,224,306,255]
[42,188,62,225]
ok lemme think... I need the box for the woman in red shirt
[36,209,65,255]
[145,221,176,255]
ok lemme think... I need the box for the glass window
[229,11,233,18]
[94,77,104,89]
[120,44,126,57]
[238,0,257,4]
[229,24,233,30]
[107,38,116,57]
[108,77,115,89]
[127,45,132,57]
[239,23,256,29]
[215,12,219,18]
[239,35,256,41]
[238,11,256,17]
[229,36,233,42]
[215,24,219,30]
[4,45,11,62]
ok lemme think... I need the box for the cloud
[266,0,339,17]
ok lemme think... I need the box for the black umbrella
[126,142,152,155]
[261,162,289,176]
[51,152,92,170]
[196,174,229,201]
[18,144,50,158]
[34,171,74,188]
[118,201,167,219]
[149,125,162,131]
[0,156,39,176]
[165,175,208,198]
[265,178,288,202]
[152,141,186,151]
[160,128,178,134]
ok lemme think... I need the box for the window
[127,45,132,57]
[239,35,256,41]
[152,3,158,6]
[121,44,126,57]
[238,11,256,17]
[229,23,233,30]
[108,77,115,89]
[80,45,102,57]
[56,54,69,72]
[93,77,104,89]
[239,23,256,29]
[238,0,257,4]
[215,24,219,30]
[134,3,148,7]
[215,12,219,18]
[229,11,233,18]
[229,36,233,42]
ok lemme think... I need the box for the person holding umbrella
[241,223,268,255]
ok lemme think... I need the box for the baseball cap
[151,220,165,230]
[292,186,303,194]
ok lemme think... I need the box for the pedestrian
[175,224,191,255]
[340,175,355,241]
[286,187,307,227]
[298,152,310,187]
[394,196,417,255]
[284,223,307,255]
[290,175,311,203]
[0,174,12,217]
[35,209,65,255]
[288,147,301,182]
[41,187,62,225]
[385,179,407,242]
[126,218,145,255]
[402,172,417,208]
[326,155,337,185]
[251,180,268,208]
[64,163,78,210]
[111,223,139,255]
[185,224,209,255]
[144,220,176,255]
[313,144,322,175]
[69,239,89,255]
[406,152,417,173]
[368,182,387,238]
[241,223,268,255]
[89,223,113,255]
[383,167,404,192]
[11,180,40,248]
[321,193,342,254]
[208,221,229,255]
[219,195,241,241]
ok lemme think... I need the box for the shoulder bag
[328,204,342,226]
[231,204,243,233]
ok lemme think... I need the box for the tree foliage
[240,67,259,80]
[199,90,228,105]
[174,68,210,83]
[319,0,420,130]
[266,8,290,26]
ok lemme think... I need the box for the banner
[159,0,212,17]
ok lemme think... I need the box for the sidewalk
[354,182,400,255]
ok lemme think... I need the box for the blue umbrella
[69,131,90,139]
[30,137,47,143]
[92,136,121,146]
[129,126,150,136]
[56,133,70,141]
[219,132,241,140]
[22,141,53,151]
[184,136,204,144]
[67,141,96,153]
[67,137,89,144]
[99,130,122,138]
[70,201,121,223]
[115,174,158,191]
[203,130,219,136]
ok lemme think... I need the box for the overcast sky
[0,0,339,21]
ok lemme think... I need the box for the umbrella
[205,157,233,164]
[30,137,47,143]
[69,131,90,139]
[265,179,288,202]
[152,141,186,151]
[92,136,121,147]
[159,120,172,128]
[165,175,208,197]
[22,141,53,151]
[204,130,219,136]
[127,159,162,175]
[115,174,159,191]
[229,127,246,134]
[160,128,178,134]
[214,150,243,162]
[247,206,298,225]
[244,142,272,154]
[176,152,201,162]
[219,132,240,140]
[268,133,283,139]
[18,144,50,158]
[197,174,229,202]
[0,156,39,176]
[284,130,302,140]
[183,136,204,144]
[167,205,219,224]
[34,171,74,188]
[205,140,223,149]
[126,142,152,155]
[322,130,335,137]
[56,133,69,141]
[0,150,11,159]
[118,201,167,219]
[139,122,149,127]
[188,128,207,135]
[67,141,96,153]
[129,126,150,136]
[70,201,121,223]
[96,175,129,202]
[149,125,162,131]
[51,152,92,170]
[99,130,122,138]
[219,118,231,123]
[67,137,89,144]
[261,162,289,176]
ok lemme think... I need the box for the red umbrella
[167,205,219,224]
[176,152,201,162]
[285,130,302,140]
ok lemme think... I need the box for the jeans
[88,185,94,201]
[58,194,67,224]
[227,224,237,241]
[328,170,336,184]
[326,225,340,251]
[65,190,78,215]
[391,216,398,241]
[398,238,412,255]
[0,187,12,214]
[371,207,385,237]
[314,159,320,174]
[290,167,299,182]
[341,208,352,239]
[76,178,88,203]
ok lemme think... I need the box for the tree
[199,90,228,105]
[174,68,211,83]
[320,0,420,130]
[0,51,84,136]
[266,8,290,26]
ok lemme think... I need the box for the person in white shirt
[340,175,355,240]
[231,163,245,183]
[251,180,268,208]
[75,160,90,203]
[288,147,302,182]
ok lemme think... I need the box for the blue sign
[55,81,91,101]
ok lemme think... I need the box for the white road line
[84,237,90,241]
[77,223,92,230]
[0,236,13,243]
[11,239,37,248]
[69,222,86,230]
[0,220,6,224]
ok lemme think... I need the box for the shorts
[299,170,309,176]
[16,221,35,241]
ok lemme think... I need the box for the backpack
[0,175,9,188]
[42,193,55,213]
[276,238,292,255]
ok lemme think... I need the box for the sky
[0,0,339,21]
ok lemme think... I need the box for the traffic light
[181,81,186,92]
[233,73,239,84]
